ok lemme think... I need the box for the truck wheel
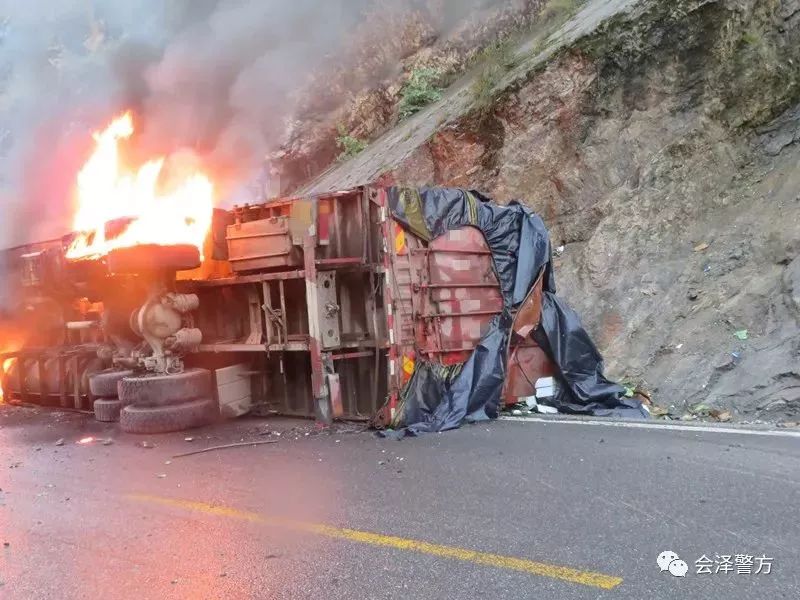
[94,398,123,422]
[118,369,212,406]
[119,397,219,434]
[107,244,200,274]
[89,369,135,398]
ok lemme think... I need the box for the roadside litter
[172,439,278,459]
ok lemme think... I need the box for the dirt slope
[298,0,800,421]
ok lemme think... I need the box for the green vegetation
[398,67,443,119]
[477,38,520,71]
[471,42,515,115]
[740,30,761,46]
[470,0,584,117]
[471,66,502,115]
[335,124,367,161]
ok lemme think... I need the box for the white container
[216,363,253,418]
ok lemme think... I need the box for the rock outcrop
[297,0,800,421]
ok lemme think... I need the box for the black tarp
[383,187,647,436]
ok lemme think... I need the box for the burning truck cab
[0,183,562,432]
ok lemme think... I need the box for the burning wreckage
[0,115,646,435]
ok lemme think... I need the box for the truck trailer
[0,185,558,430]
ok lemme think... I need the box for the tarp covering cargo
[385,187,647,435]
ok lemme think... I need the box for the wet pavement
[1,404,798,599]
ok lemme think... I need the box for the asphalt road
[1,405,798,599]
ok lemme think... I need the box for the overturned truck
[0,186,643,433]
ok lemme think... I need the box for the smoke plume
[0,0,512,248]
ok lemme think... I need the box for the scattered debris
[536,405,558,414]
[687,289,699,300]
[650,405,669,417]
[77,437,95,445]
[734,329,749,340]
[172,440,278,459]
[54,438,64,446]
[164,460,172,465]
[534,377,556,405]
[708,407,732,421]
[554,245,565,257]
[102,438,114,446]
[156,473,167,478]
[777,421,799,428]
[184,437,194,442]
[693,242,710,252]
[138,441,156,449]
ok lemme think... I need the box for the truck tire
[118,369,212,407]
[119,397,219,434]
[89,369,135,398]
[107,244,200,274]
[94,398,123,422]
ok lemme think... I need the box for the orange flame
[0,326,25,403]
[66,112,214,260]
[0,357,15,403]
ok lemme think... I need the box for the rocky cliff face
[298,0,800,421]
[270,0,545,193]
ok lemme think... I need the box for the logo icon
[658,551,687,577]
[669,559,689,577]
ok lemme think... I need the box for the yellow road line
[128,494,623,590]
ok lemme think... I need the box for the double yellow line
[128,494,622,590]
